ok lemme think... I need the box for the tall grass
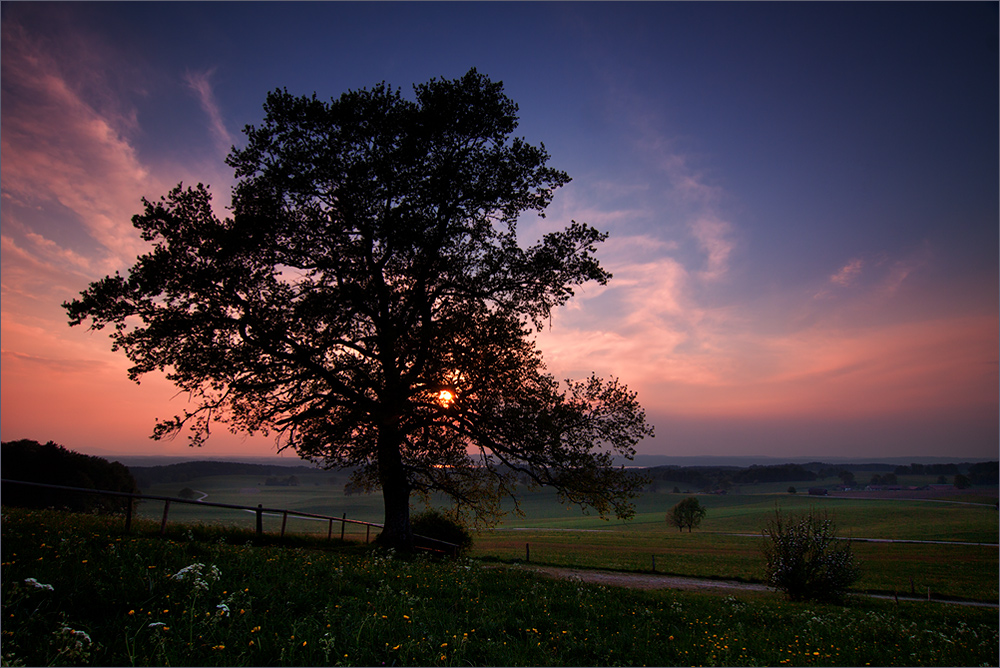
[2,507,997,667]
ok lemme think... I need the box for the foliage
[952,474,971,489]
[63,68,653,550]
[761,508,861,603]
[2,507,997,667]
[667,497,706,532]
[409,508,473,555]
[0,440,138,513]
[128,461,332,488]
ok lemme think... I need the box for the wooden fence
[0,479,458,556]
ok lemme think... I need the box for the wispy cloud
[184,69,234,157]
[1,19,153,270]
[829,258,864,287]
[689,217,734,281]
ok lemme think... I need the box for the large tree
[64,69,653,550]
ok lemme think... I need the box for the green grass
[467,487,998,602]
[2,507,997,667]
[129,474,999,601]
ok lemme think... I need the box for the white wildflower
[24,578,54,591]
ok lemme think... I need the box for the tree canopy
[64,69,653,549]
[1,439,138,513]
[667,496,706,532]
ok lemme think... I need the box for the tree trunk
[375,421,414,551]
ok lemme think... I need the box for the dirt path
[518,565,999,607]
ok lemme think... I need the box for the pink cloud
[689,217,734,281]
[1,21,154,271]
[184,68,235,157]
[829,258,864,287]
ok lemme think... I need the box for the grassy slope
[2,507,997,667]
[132,472,998,600]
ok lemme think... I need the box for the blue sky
[2,2,997,460]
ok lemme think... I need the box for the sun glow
[438,389,455,406]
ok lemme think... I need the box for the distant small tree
[761,508,861,603]
[837,471,856,488]
[177,487,197,499]
[787,486,797,494]
[667,497,706,532]
[672,486,681,494]
[953,474,972,490]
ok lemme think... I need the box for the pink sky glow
[2,4,996,462]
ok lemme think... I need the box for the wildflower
[24,578,54,591]
[170,563,221,592]
[216,603,230,617]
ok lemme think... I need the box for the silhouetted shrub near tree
[409,508,473,555]
[1,439,138,513]
[761,508,861,603]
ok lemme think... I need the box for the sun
[438,389,455,406]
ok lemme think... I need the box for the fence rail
[0,479,457,555]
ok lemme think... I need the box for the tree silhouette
[667,496,706,532]
[64,69,653,550]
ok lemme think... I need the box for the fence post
[366,525,371,544]
[160,499,171,536]
[341,513,346,541]
[256,504,263,537]
[328,518,334,541]
[280,511,288,538]
[124,501,133,533]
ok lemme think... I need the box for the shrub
[409,508,473,555]
[761,508,861,603]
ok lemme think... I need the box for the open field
[2,507,997,667]
[130,471,998,603]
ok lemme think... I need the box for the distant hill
[127,460,343,491]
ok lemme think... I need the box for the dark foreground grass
[2,507,997,667]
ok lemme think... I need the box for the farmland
[2,506,997,667]
[2,460,997,666]
[128,464,999,603]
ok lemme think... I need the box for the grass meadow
[4,470,996,665]
[2,507,998,667]
[134,472,998,602]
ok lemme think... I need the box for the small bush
[410,508,473,555]
[761,508,861,603]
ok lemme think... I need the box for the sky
[2,2,997,463]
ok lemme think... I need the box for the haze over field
[2,3,997,461]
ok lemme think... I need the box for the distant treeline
[644,461,998,492]
[127,460,340,491]
[646,463,818,492]
[893,461,998,485]
[1,439,138,513]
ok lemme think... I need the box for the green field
[131,471,999,603]
[2,507,997,667]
